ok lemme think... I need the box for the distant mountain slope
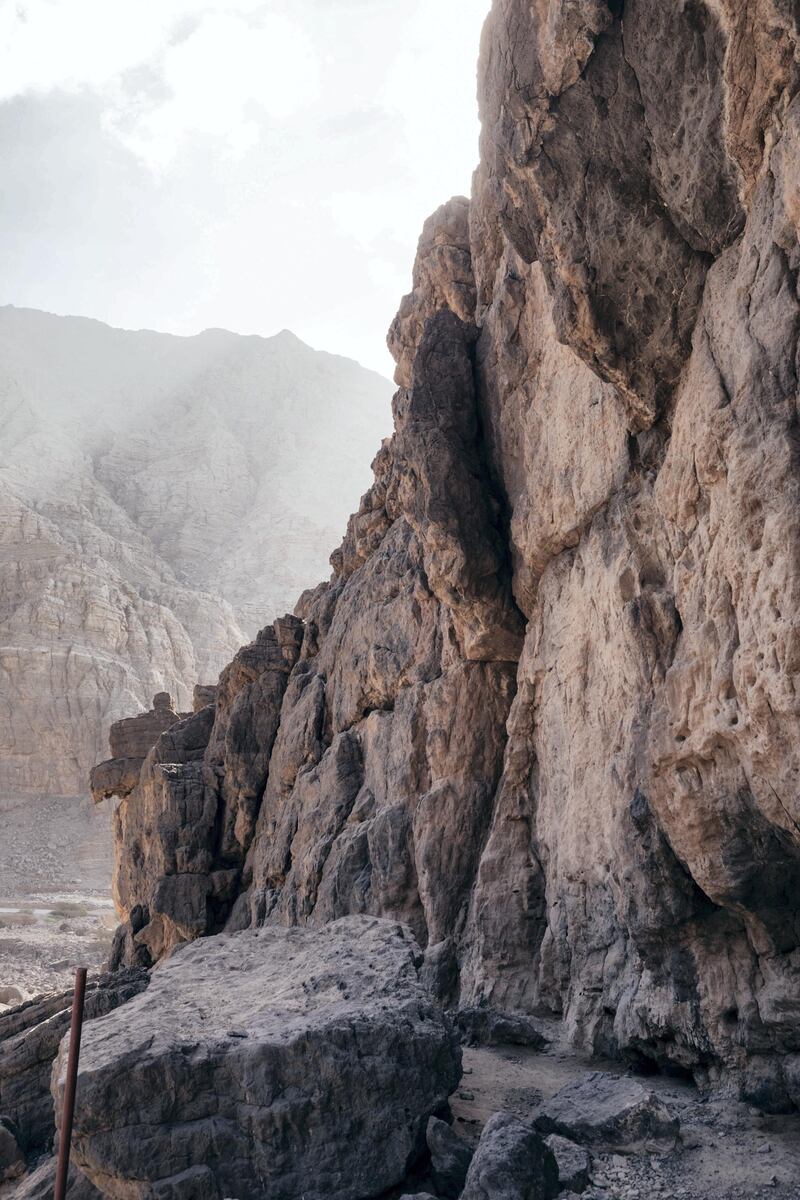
[0,306,393,795]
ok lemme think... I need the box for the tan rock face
[95,0,800,1111]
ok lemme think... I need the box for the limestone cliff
[95,0,800,1112]
[0,308,392,795]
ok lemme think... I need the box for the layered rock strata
[94,0,800,1113]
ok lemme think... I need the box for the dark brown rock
[90,695,183,803]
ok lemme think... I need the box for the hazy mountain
[0,306,393,795]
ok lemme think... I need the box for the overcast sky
[0,0,490,376]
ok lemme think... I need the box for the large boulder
[54,917,461,1200]
[534,1072,679,1154]
[456,1008,549,1049]
[461,1112,559,1200]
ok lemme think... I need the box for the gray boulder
[534,1072,679,1154]
[461,1112,559,1200]
[544,1134,591,1193]
[55,917,461,1200]
[426,1115,473,1196]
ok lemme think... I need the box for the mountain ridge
[0,305,392,794]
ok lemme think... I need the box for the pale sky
[0,0,491,376]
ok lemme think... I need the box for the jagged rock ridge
[0,308,392,795]
[95,0,800,1115]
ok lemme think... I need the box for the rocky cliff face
[95,0,800,1113]
[0,308,392,795]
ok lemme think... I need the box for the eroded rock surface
[426,1116,473,1198]
[544,1134,590,1194]
[92,0,800,1117]
[54,918,460,1200]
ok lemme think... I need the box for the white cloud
[0,0,194,99]
[1,1,320,169]
[0,0,492,374]
[103,11,320,170]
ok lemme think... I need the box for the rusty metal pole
[54,966,88,1200]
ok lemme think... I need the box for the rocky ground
[447,1027,800,1200]
[2,917,800,1198]
[0,794,115,1006]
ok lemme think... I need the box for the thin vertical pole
[54,967,88,1200]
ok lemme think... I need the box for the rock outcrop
[53,918,460,1200]
[89,693,186,804]
[0,307,391,797]
[93,0,800,1118]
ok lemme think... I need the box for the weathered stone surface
[544,1134,591,1194]
[459,2,800,1108]
[0,970,148,1156]
[426,1115,473,1197]
[192,683,217,712]
[534,1073,679,1154]
[90,694,184,803]
[461,1112,559,1200]
[388,197,476,390]
[92,0,800,1117]
[393,311,524,661]
[98,618,303,966]
[55,918,461,1200]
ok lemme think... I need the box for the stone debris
[460,1111,559,1200]
[535,1072,680,1154]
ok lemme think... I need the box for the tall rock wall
[96,0,800,1112]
